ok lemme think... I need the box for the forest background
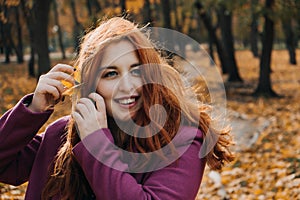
[0,0,299,199]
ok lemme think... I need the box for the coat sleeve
[73,127,206,200]
[0,94,53,185]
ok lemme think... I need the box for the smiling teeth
[118,98,135,105]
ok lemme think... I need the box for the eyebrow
[99,63,142,71]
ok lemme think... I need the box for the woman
[0,17,234,199]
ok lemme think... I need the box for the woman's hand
[72,93,108,139]
[28,64,74,112]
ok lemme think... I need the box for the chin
[115,115,133,122]
[113,111,137,123]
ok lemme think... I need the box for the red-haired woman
[0,17,234,199]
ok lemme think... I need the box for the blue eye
[131,67,141,76]
[103,71,118,78]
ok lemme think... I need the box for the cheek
[133,77,143,90]
[136,79,143,93]
[96,81,115,100]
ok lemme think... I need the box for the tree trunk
[143,0,152,24]
[152,0,161,24]
[296,0,300,48]
[250,0,259,58]
[254,0,277,97]
[161,0,176,59]
[161,0,171,29]
[282,18,297,65]
[70,0,84,54]
[0,19,3,55]
[120,0,126,14]
[2,23,11,64]
[194,1,228,74]
[33,0,52,77]
[86,0,93,16]
[92,0,101,13]
[4,21,22,64]
[86,0,101,25]
[208,34,215,65]
[53,0,66,59]
[14,6,24,63]
[218,5,242,82]
[6,24,19,63]
[1,5,11,63]
[171,0,185,57]
[20,0,35,77]
[0,4,2,55]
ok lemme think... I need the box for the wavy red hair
[42,17,234,199]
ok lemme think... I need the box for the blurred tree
[20,0,35,77]
[194,1,229,74]
[171,0,180,30]
[0,3,12,64]
[102,0,110,7]
[52,0,66,59]
[161,0,175,58]
[152,0,161,25]
[254,0,277,97]
[282,18,296,65]
[70,0,84,54]
[279,0,297,65]
[120,0,126,14]
[0,1,23,64]
[33,0,52,77]
[86,0,102,26]
[162,0,171,29]
[250,0,259,57]
[297,0,300,47]
[142,0,152,24]
[14,4,24,63]
[172,0,186,57]
[15,0,52,77]
[217,2,242,82]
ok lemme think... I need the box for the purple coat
[0,95,206,200]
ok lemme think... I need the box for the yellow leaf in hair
[62,66,81,96]
[74,66,81,84]
[61,80,73,89]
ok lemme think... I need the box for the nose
[118,73,134,93]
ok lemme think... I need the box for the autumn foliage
[0,49,299,199]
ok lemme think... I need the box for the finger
[43,85,60,101]
[50,64,75,74]
[72,111,83,123]
[78,98,97,113]
[72,111,84,135]
[45,71,75,84]
[88,93,106,112]
[42,78,66,94]
[37,77,66,99]
[75,101,91,118]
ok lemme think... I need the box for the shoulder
[175,126,206,160]
[44,115,70,140]
[177,125,203,143]
[169,126,203,161]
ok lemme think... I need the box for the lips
[117,97,135,105]
[114,96,139,108]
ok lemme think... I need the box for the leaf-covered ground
[0,50,299,199]
[197,50,300,200]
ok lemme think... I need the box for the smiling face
[96,39,143,122]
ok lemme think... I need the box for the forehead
[101,39,137,62]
